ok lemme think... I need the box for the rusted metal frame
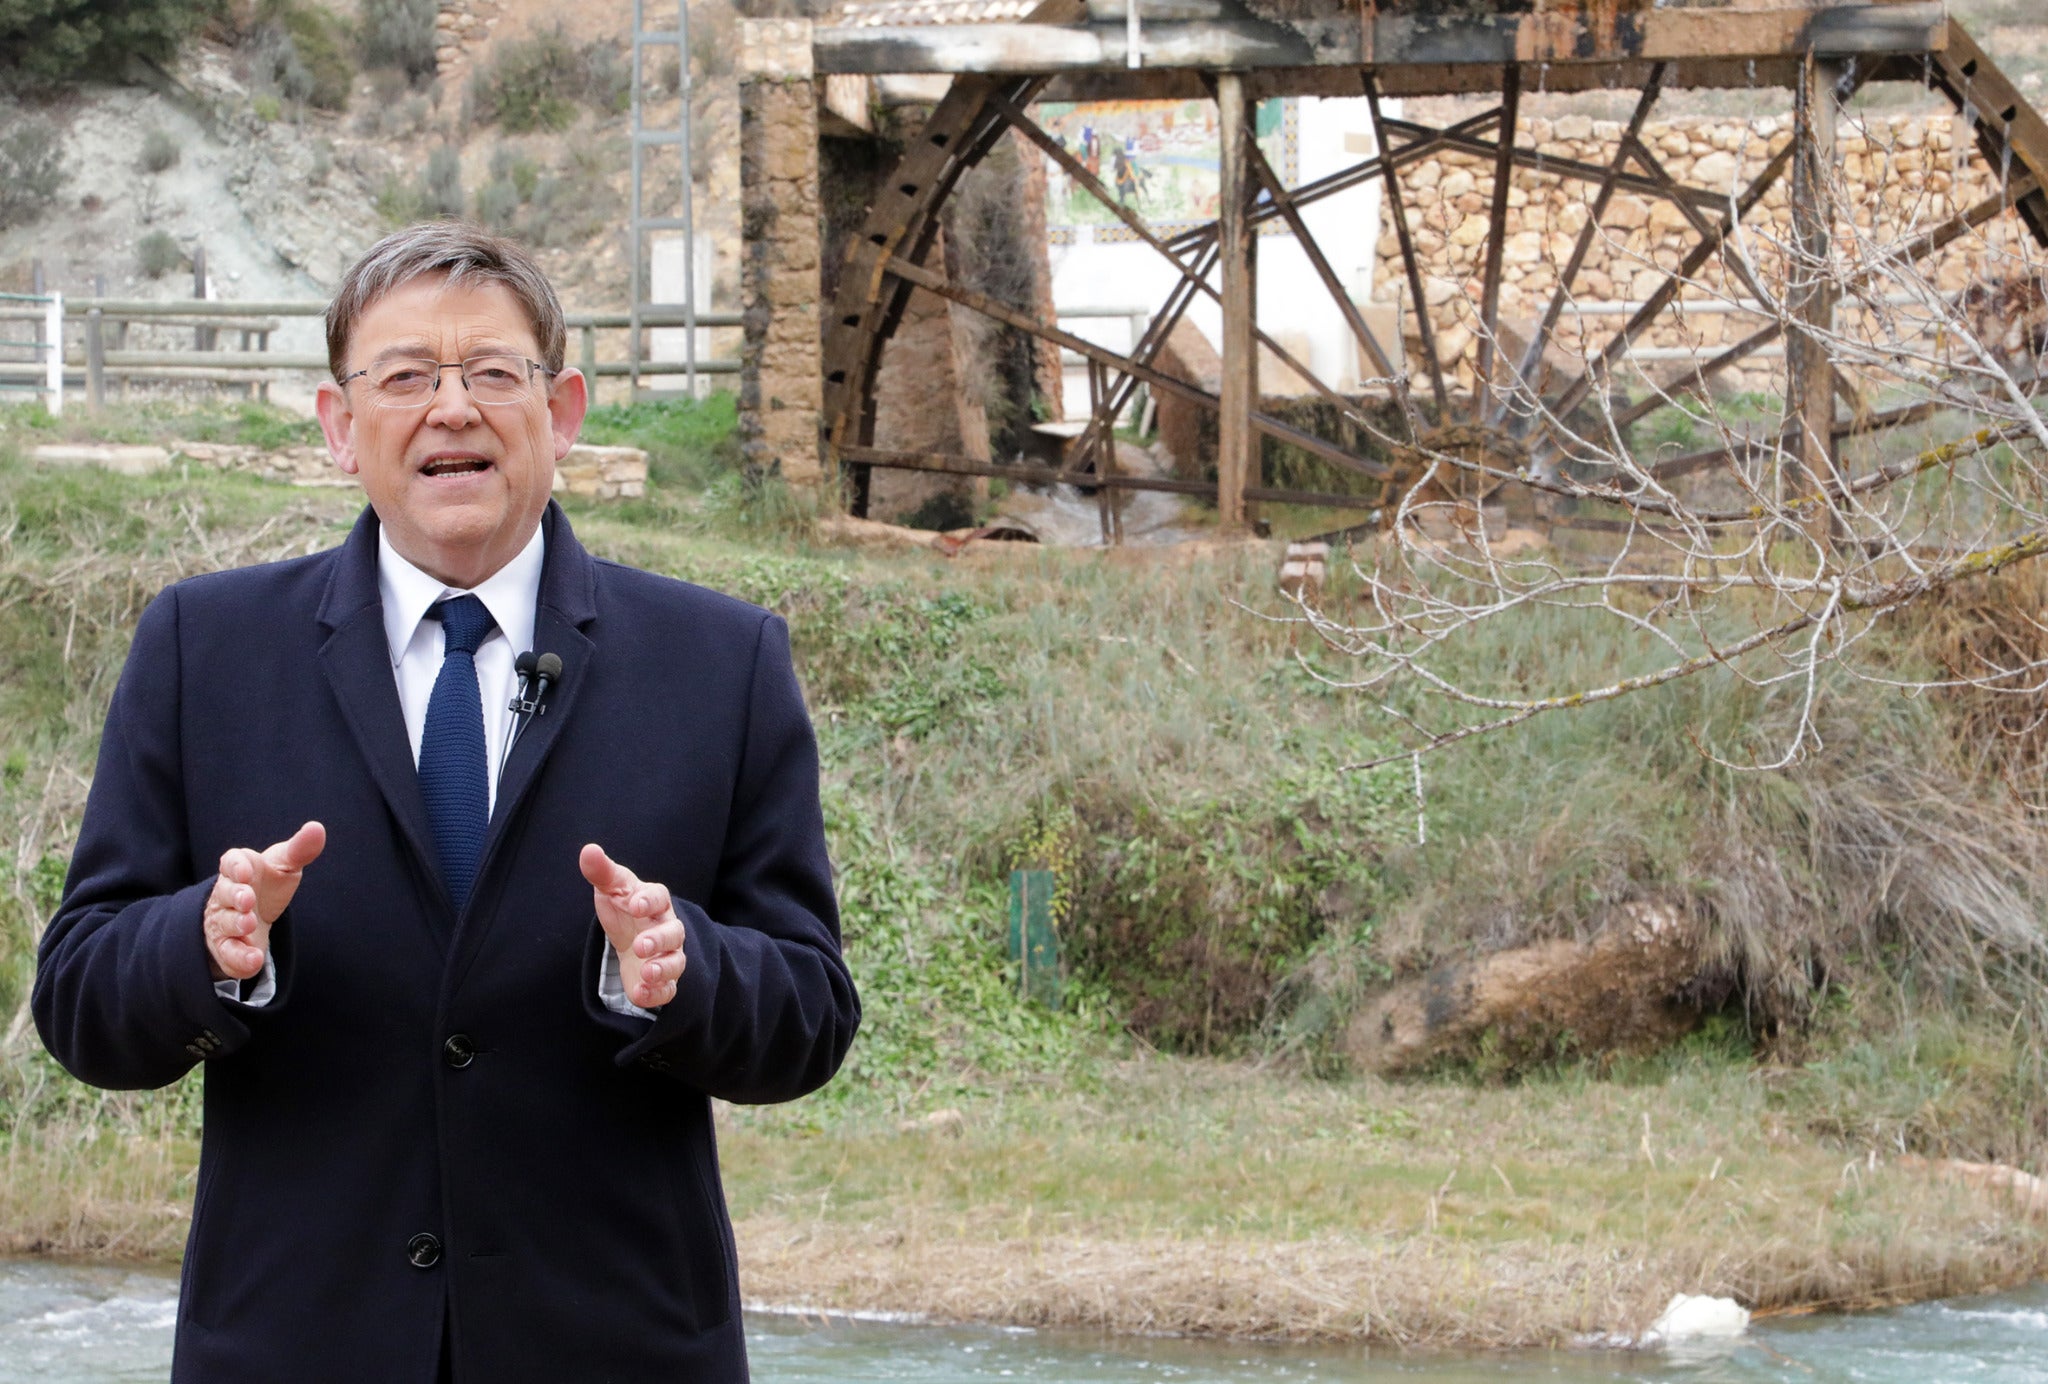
[1380,118,1725,216]
[1929,24,2048,247]
[1644,400,1952,484]
[1605,173,2039,435]
[1366,74,1450,416]
[881,254,1395,480]
[1474,64,1521,425]
[1241,139,1419,436]
[838,444,1381,510]
[1090,236,1220,439]
[1087,358,1117,542]
[1495,64,1668,429]
[1533,139,1798,441]
[827,74,1049,512]
[1016,88,1416,439]
[1622,135,1781,327]
[1162,107,1505,254]
[811,4,1950,77]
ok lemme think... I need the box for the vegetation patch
[467,25,628,134]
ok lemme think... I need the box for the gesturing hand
[580,843,686,1011]
[204,821,327,983]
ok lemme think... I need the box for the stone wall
[432,0,507,91]
[1370,111,2024,396]
[739,19,826,488]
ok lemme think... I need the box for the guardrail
[0,297,742,410]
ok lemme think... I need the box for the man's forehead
[351,278,541,357]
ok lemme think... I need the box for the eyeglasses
[339,355,555,409]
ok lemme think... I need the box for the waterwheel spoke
[1607,174,2039,436]
[1243,137,1417,432]
[1367,74,1452,415]
[1474,64,1522,425]
[879,255,1395,481]
[1497,65,1668,428]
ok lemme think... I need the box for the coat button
[443,1034,475,1068]
[407,1233,442,1269]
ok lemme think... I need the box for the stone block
[740,18,813,80]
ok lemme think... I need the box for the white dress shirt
[216,523,650,1018]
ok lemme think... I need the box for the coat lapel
[457,504,600,981]
[315,508,455,933]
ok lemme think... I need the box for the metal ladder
[628,0,698,398]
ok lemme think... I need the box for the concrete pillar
[739,19,825,488]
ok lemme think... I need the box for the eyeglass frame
[336,354,558,409]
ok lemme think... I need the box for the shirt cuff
[213,954,277,1007]
[597,943,657,1021]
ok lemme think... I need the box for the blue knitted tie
[419,595,495,912]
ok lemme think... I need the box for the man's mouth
[421,456,493,478]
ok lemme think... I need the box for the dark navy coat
[34,501,858,1382]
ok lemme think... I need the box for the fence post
[86,308,105,411]
[44,291,63,416]
[581,324,597,406]
[192,245,214,352]
[258,328,271,403]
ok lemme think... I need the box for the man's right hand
[204,821,327,983]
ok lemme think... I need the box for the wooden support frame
[1216,71,1254,529]
[1787,52,1844,522]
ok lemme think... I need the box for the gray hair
[325,221,567,380]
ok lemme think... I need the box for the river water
[5,1259,2045,1382]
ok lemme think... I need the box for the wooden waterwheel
[813,1,2048,536]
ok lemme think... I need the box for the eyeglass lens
[364,357,536,406]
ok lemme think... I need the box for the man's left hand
[579,844,686,1011]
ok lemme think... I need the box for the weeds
[467,26,628,134]
[136,229,183,279]
[139,127,179,173]
[0,114,64,230]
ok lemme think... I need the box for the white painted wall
[1047,95,1390,418]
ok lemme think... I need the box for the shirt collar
[377,523,545,668]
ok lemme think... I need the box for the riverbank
[8,1056,2048,1346]
[4,400,2047,1347]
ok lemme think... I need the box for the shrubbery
[0,114,63,229]
[357,0,436,85]
[467,25,627,134]
[471,140,622,249]
[1,0,212,83]
[140,125,178,172]
[136,228,183,278]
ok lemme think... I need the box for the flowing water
[5,1260,2046,1383]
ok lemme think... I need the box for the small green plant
[467,25,628,133]
[251,92,283,122]
[140,126,180,173]
[136,229,184,279]
[357,0,437,84]
[422,145,463,217]
[0,116,65,230]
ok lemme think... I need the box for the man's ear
[547,367,590,461]
[315,380,360,476]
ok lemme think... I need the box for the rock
[1692,150,1739,189]
[1440,168,1476,200]
[553,443,648,501]
[1554,114,1594,141]
[1343,900,1703,1074]
[1449,213,1489,248]
[1606,194,1650,230]
[31,444,170,475]
[1650,1295,1749,1343]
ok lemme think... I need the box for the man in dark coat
[34,222,859,1382]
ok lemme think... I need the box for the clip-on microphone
[500,651,562,782]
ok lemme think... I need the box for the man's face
[315,276,586,590]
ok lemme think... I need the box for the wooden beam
[1473,65,1520,423]
[1217,72,1253,530]
[839,445,1381,511]
[812,4,1946,76]
[1787,53,1843,528]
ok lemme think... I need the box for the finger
[633,919,686,959]
[578,843,638,896]
[220,848,258,886]
[628,881,672,922]
[264,821,327,873]
[631,976,677,1009]
[216,937,266,980]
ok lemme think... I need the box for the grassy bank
[3,399,2047,1345]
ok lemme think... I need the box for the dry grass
[719,1058,2048,1345]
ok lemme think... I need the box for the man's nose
[424,365,482,428]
